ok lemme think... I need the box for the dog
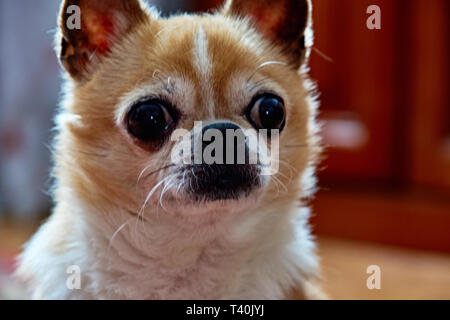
[16,0,324,299]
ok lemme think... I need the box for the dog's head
[55,0,319,225]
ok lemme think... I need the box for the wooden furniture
[307,0,450,253]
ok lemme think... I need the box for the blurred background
[0,0,449,299]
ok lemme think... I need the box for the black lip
[186,164,260,202]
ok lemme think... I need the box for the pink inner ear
[84,11,117,54]
[97,16,115,53]
[250,6,286,40]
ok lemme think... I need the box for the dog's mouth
[184,164,261,202]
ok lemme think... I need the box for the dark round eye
[126,99,176,142]
[246,94,286,131]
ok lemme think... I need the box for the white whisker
[248,61,287,82]
[134,174,176,232]
[271,175,288,194]
[159,175,178,212]
[106,219,132,263]
[109,220,130,248]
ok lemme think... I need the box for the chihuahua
[16,0,323,299]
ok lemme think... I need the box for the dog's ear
[57,0,149,80]
[222,0,312,67]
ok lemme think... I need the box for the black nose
[187,122,259,201]
[201,122,248,165]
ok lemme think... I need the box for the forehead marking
[192,27,215,118]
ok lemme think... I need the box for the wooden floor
[318,236,450,299]
[1,222,450,299]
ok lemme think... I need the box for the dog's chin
[157,178,268,222]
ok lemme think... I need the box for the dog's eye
[246,94,286,131]
[126,99,175,142]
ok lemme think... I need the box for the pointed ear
[57,0,149,80]
[222,0,312,67]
